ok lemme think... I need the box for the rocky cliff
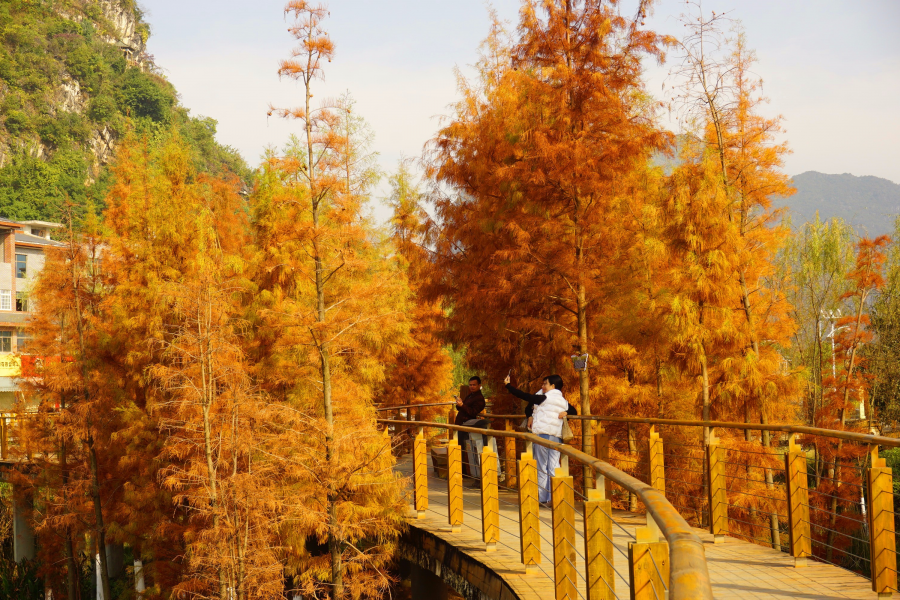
[0,0,246,220]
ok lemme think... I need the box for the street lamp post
[820,309,862,419]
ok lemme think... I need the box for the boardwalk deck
[396,456,884,600]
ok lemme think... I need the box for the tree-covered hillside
[0,0,248,221]
[777,171,900,238]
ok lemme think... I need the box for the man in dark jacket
[455,376,486,425]
[455,376,486,482]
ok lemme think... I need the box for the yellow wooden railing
[379,418,715,600]
[469,413,900,597]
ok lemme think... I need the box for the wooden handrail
[374,401,494,412]
[482,414,900,448]
[375,402,456,412]
[379,419,715,600]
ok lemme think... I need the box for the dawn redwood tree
[262,3,409,596]
[814,236,890,560]
[384,160,455,418]
[668,12,804,547]
[103,132,286,597]
[16,203,108,598]
[425,1,671,482]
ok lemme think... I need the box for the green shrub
[118,68,174,122]
[4,110,29,135]
[37,116,65,146]
[0,558,42,600]
[88,94,117,123]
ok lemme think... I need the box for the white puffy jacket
[531,389,569,437]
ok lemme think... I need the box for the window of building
[15,254,26,278]
[16,330,29,352]
[15,292,27,312]
[30,228,44,238]
[0,290,10,311]
[0,331,11,353]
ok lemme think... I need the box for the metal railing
[379,418,714,600]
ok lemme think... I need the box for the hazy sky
[141,0,900,213]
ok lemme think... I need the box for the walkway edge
[400,522,522,600]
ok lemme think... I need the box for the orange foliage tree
[812,236,890,563]
[100,132,290,598]
[258,2,409,596]
[423,1,672,488]
[15,203,113,598]
[654,7,804,548]
[383,160,454,422]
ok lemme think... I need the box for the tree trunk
[87,438,112,600]
[828,293,867,561]
[576,261,592,493]
[59,411,79,600]
[201,401,227,600]
[67,214,111,600]
[63,497,79,597]
[700,346,710,446]
[306,52,342,597]
[760,410,781,551]
[627,423,637,512]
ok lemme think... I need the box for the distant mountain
[777,172,900,238]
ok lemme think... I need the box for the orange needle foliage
[257,2,410,597]
[417,1,805,545]
[14,203,116,597]
[383,160,455,422]
[423,2,672,481]
[810,236,890,563]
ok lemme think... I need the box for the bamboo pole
[706,435,727,543]
[447,433,463,533]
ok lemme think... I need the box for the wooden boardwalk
[396,456,884,600]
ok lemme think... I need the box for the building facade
[0,218,62,410]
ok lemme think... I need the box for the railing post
[584,482,615,600]
[784,433,810,566]
[706,434,728,543]
[447,432,463,533]
[867,444,897,595]
[593,423,612,499]
[481,437,499,552]
[413,427,428,519]
[518,444,541,573]
[406,406,415,455]
[504,419,518,489]
[447,405,455,442]
[552,457,577,600]
[649,425,665,494]
[628,526,669,600]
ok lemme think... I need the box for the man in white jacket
[504,374,574,505]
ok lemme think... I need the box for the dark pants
[458,419,489,479]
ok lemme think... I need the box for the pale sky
[141,0,900,218]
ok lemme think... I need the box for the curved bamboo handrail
[379,418,715,600]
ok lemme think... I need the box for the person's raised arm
[503,375,545,403]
